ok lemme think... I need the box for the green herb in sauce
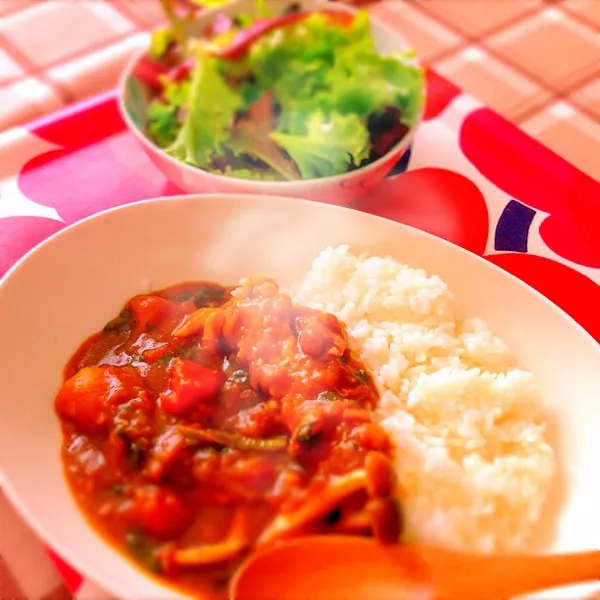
[231,369,249,384]
[156,346,195,366]
[125,530,162,574]
[295,422,321,449]
[103,309,133,334]
[129,441,143,469]
[356,369,369,385]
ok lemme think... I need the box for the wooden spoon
[230,536,600,600]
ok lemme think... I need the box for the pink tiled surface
[0,0,161,129]
[0,1,598,597]
[0,0,598,179]
[369,0,600,180]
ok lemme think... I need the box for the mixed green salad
[135,2,425,182]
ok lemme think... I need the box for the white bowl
[0,195,598,599]
[118,0,424,204]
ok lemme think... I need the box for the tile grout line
[0,27,142,104]
[408,0,543,46]
[559,4,600,31]
[41,28,148,106]
[41,31,136,77]
[108,1,164,31]
[407,1,600,121]
[505,91,556,124]
[423,40,471,66]
[408,1,561,92]
[512,69,600,124]
[0,28,69,103]
[478,47,600,122]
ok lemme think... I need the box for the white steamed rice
[294,245,555,554]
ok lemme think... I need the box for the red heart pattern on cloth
[17,131,176,224]
[461,108,600,268]
[17,95,177,225]
[423,68,461,122]
[352,167,489,256]
[487,253,600,341]
[0,217,64,277]
[46,548,84,594]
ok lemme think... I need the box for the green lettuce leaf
[163,77,191,107]
[270,111,370,179]
[229,92,300,181]
[146,101,179,148]
[210,165,282,181]
[146,78,190,148]
[235,10,424,118]
[229,9,425,146]
[327,48,425,125]
[238,12,348,103]
[166,52,242,168]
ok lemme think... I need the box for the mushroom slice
[173,538,247,567]
[172,307,217,337]
[168,506,254,568]
[334,510,372,535]
[257,469,367,546]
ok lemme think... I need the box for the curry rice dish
[54,244,555,598]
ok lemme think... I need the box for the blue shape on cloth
[387,145,412,177]
[495,199,536,253]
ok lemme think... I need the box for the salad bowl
[118,0,425,204]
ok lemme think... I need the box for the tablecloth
[0,1,599,598]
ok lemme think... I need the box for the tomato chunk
[298,314,347,358]
[160,358,224,418]
[55,366,141,432]
[144,426,186,481]
[127,295,181,333]
[131,485,191,540]
[132,56,168,92]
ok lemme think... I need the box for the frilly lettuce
[234,10,424,127]
[210,165,282,181]
[166,52,242,169]
[230,92,301,180]
[146,78,190,147]
[225,9,424,177]
[270,112,370,180]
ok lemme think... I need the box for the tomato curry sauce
[55,277,402,598]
